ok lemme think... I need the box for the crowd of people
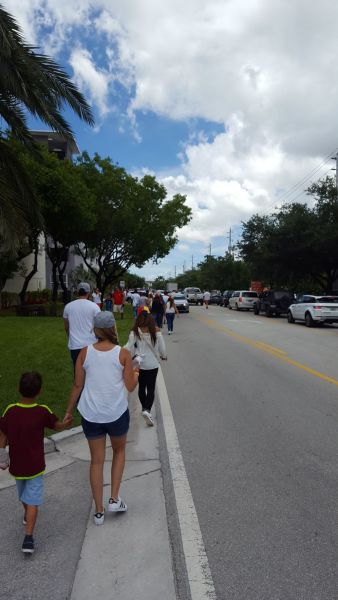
[0,282,214,554]
[0,281,178,555]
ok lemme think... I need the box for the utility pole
[183,261,186,273]
[227,227,232,255]
[208,243,211,256]
[191,255,194,270]
[174,265,177,278]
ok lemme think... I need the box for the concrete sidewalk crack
[103,467,160,486]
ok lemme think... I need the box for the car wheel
[228,305,232,310]
[266,307,273,317]
[305,312,314,327]
[287,311,295,323]
[235,303,240,311]
[253,305,259,315]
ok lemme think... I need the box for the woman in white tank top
[64,312,139,525]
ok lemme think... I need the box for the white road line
[157,369,217,600]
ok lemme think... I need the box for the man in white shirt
[203,290,211,309]
[63,282,100,368]
[131,289,141,318]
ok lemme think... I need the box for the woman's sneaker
[142,410,154,426]
[94,510,105,525]
[21,535,34,554]
[108,497,127,512]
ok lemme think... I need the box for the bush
[25,289,51,304]
[0,291,20,308]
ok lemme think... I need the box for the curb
[44,425,83,454]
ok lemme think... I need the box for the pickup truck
[287,295,338,327]
[183,287,204,305]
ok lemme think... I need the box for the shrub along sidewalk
[0,305,134,429]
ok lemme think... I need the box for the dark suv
[221,290,233,307]
[253,290,295,317]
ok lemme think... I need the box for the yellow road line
[194,314,338,388]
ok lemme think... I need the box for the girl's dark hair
[94,326,119,345]
[132,311,157,345]
[19,371,42,398]
[168,297,175,308]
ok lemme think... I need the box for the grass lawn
[0,304,134,430]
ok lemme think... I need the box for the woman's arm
[123,331,135,353]
[63,348,87,423]
[120,347,139,392]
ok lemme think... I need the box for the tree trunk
[19,244,39,306]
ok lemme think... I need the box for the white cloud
[4,0,338,258]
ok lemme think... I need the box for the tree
[76,154,192,294]
[0,5,94,249]
[238,176,338,292]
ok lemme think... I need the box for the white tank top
[78,345,128,423]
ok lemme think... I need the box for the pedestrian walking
[203,290,211,309]
[150,293,165,328]
[63,282,100,370]
[63,312,139,525]
[92,288,102,308]
[124,311,167,427]
[165,296,179,334]
[131,289,141,318]
[104,291,113,312]
[0,372,72,554]
[112,287,125,319]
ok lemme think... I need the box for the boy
[0,372,72,554]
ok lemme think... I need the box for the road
[160,305,338,600]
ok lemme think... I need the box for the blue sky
[7,0,338,282]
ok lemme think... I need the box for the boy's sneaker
[21,535,34,554]
[94,510,105,525]
[108,497,127,512]
[142,410,154,426]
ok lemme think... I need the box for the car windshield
[274,292,293,299]
[174,295,185,300]
[317,297,338,303]
[242,292,258,297]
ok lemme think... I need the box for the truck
[166,282,178,293]
[183,287,204,305]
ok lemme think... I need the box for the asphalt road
[161,306,338,600]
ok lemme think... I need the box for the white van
[228,290,259,311]
[183,287,203,305]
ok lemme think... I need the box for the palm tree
[0,4,94,250]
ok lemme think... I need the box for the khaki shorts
[113,304,124,313]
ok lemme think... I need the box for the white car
[287,295,338,327]
[228,290,259,311]
[172,293,190,313]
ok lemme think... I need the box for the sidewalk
[0,392,177,600]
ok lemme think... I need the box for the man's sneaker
[21,535,34,554]
[94,510,105,525]
[142,410,154,426]
[108,497,127,512]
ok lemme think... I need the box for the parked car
[183,287,204,305]
[254,290,294,317]
[209,292,222,305]
[228,290,259,310]
[221,290,233,307]
[172,293,190,313]
[288,296,338,327]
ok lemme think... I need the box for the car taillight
[239,297,243,302]
[314,306,322,310]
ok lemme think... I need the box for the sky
[4,0,338,281]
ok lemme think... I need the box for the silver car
[228,290,259,311]
[172,293,190,313]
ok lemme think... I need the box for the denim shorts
[16,475,44,506]
[81,409,130,439]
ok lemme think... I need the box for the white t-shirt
[63,299,100,350]
[92,292,101,305]
[132,293,141,307]
[203,291,211,301]
[78,345,127,423]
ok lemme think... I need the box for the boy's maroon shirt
[0,403,58,478]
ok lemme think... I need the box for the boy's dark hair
[19,372,42,398]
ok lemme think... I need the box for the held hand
[63,412,73,426]
[161,356,168,361]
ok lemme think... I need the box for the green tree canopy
[0,4,94,249]
[76,153,192,293]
